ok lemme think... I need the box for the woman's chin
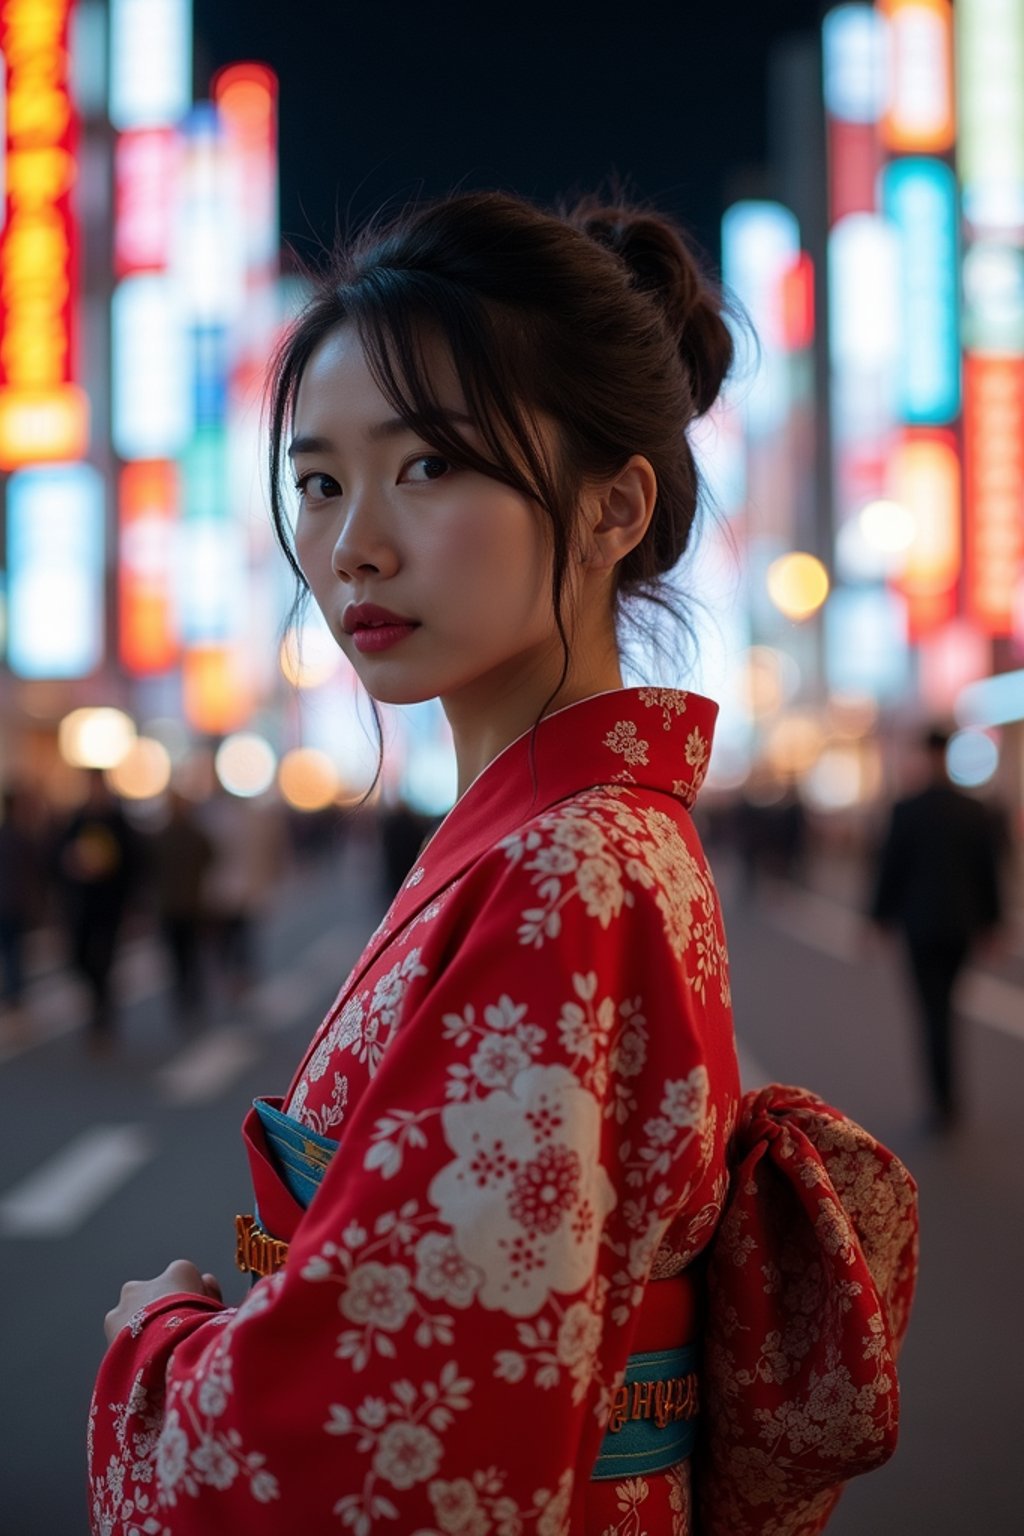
[357,677,439,707]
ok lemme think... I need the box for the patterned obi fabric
[243,1098,700,1481]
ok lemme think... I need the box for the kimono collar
[358,688,718,981]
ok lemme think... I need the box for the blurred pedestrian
[147,791,214,1024]
[0,783,44,1016]
[199,786,286,1000]
[52,770,140,1049]
[870,726,1005,1129]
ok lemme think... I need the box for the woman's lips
[350,623,420,654]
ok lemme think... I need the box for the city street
[1,833,1020,1535]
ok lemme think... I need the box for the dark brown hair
[268,188,735,682]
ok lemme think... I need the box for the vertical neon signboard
[6,463,104,678]
[109,0,191,132]
[823,5,886,223]
[0,0,89,468]
[888,428,961,637]
[118,459,180,674]
[882,158,960,423]
[956,0,1024,233]
[879,0,955,155]
[114,129,178,276]
[963,355,1024,635]
[721,200,801,437]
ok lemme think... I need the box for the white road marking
[736,1041,771,1089]
[761,882,1024,1045]
[762,883,862,963]
[249,929,354,1034]
[0,1124,154,1238]
[960,971,1024,1044]
[156,1027,260,1105]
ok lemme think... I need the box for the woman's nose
[331,497,399,581]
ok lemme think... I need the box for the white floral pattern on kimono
[88,689,739,1535]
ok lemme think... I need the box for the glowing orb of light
[58,708,136,770]
[278,748,340,811]
[215,733,277,798]
[106,737,173,800]
[946,729,998,788]
[766,552,830,622]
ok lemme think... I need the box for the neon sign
[0,0,88,467]
[118,459,180,675]
[6,462,104,678]
[888,428,961,637]
[882,158,960,424]
[879,0,955,155]
[963,353,1024,635]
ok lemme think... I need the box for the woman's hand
[104,1259,223,1343]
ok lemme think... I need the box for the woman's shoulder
[495,781,705,880]
[467,782,722,971]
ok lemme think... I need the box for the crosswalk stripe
[960,971,1024,1043]
[0,1124,154,1238]
[761,881,1024,1044]
[155,1027,261,1105]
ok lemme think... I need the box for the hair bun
[569,201,734,417]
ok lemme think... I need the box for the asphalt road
[0,834,1020,1535]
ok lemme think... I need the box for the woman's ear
[582,455,657,570]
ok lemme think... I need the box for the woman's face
[291,325,572,712]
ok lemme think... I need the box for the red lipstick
[343,603,420,654]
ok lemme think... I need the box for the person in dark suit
[870,727,1005,1129]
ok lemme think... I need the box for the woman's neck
[444,647,624,800]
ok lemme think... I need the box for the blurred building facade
[0,0,1021,834]
[0,0,456,822]
[706,0,1024,826]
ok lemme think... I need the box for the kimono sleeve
[88,803,735,1536]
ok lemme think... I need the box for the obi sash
[237,1096,699,1481]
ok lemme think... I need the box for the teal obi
[251,1097,699,1481]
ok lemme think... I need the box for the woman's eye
[294,472,341,501]
[402,455,452,483]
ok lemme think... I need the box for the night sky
[192,0,824,272]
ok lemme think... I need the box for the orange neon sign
[963,354,1024,637]
[879,0,955,155]
[888,427,961,638]
[183,645,253,735]
[0,0,87,467]
[118,460,181,675]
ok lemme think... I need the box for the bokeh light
[766,552,831,621]
[215,732,277,797]
[58,707,137,769]
[278,747,340,810]
[763,713,826,777]
[946,728,999,787]
[279,624,341,689]
[106,737,173,799]
[859,498,916,553]
[741,646,801,718]
[804,745,864,810]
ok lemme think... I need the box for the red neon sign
[0,0,88,466]
[964,353,1024,637]
[118,460,181,675]
[114,129,178,277]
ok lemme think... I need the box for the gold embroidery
[235,1213,289,1277]
[607,1372,699,1433]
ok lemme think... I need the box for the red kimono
[90,687,736,1533]
[92,685,905,1535]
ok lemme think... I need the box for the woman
[88,192,901,1536]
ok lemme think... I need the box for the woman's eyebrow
[288,412,475,458]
